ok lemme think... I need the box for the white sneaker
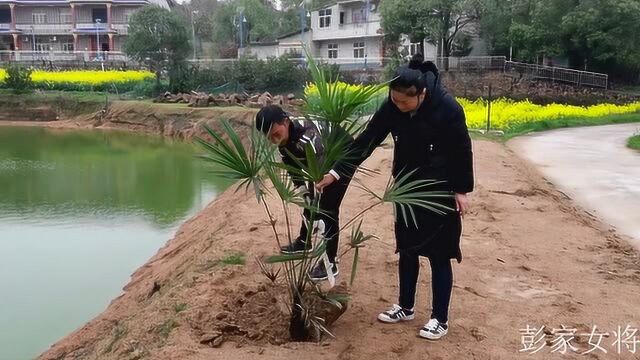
[419,318,449,340]
[377,304,415,323]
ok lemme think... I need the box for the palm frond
[304,50,388,125]
[195,121,271,201]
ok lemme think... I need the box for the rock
[215,312,229,320]
[258,95,272,106]
[469,326,488,341]
[228,93,240,104]
[261,91,272,99]
[212,335,224,347]
[289,99,304,106]
[128,349,144,360]
[287,93,296,100]
[247,101,262,108]
[273,95,284,105]
[199,332,222,344]
[221,323,240,333]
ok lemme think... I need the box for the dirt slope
[36,137,640,360]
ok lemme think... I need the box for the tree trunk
[289,293,311,341]
[155,68,162,95]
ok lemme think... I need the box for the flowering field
[460,98,640,130]
[0,69,154,92]
[305,82,640,133]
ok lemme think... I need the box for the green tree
[124,5,191,92]
[480,0,640,79]
[561,0,640,76]
[211,0,311,57]
[380,0,483,58]
[174,0,219,55]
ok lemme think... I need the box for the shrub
[5,65,33,94]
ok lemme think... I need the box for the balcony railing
[16,23,74,34]
[312,22,382,40]
[0,50,129,62]
[74,23,111,32]
[111,23,127,34]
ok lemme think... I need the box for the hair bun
[420,60,438,75]
[408,53,424,69]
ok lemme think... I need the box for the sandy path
[510,123,640,248]
[39,139,640,360]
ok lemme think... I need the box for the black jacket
[280,119,354,189]
[333,70,474,261]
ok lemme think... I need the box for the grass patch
[220,252,246,265]
[199,251,247,271]
[174,303,188,313]
[628,134,640,150]
[0,89,108,117]
[501,113,640,140]
[158,318,178,339]
[104,323,127,354]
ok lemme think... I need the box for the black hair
[389,53,438,96]
[255,105,290,134]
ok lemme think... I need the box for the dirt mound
[38,139,640,360]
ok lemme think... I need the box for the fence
[0,50,132,69]
[430,56,507,72]
[0,50,611,89]
[505,61,608,89]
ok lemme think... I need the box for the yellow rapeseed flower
[305,83,640,130]
[0,69,154,86]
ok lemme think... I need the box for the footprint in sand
[484,275,562,300]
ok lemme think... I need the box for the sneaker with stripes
[377,304,415,323]
[419,318,449,340]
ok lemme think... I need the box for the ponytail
[390,53,438,96]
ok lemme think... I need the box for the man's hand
[455,193,470,217]
[315,173,337,193]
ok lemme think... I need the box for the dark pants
[398,252,453,323]
[298,176,350,263]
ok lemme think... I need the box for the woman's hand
[315,173,337,193]
[455,193,469,217]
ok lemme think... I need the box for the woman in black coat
[316,56,474,340]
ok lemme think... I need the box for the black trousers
[297,176,350,263]
[398,252,453,323]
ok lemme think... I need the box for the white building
[247,0,386,69]
[0,0,170,61]
[245,0,486,69]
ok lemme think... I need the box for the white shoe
[419,318,449,340]
[377,304,415,323]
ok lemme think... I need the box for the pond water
[0,126,229,360]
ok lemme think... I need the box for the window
[123,8,135,23]
[32,12,47,24]
[0,9,11,23]
[352,7,365,23]
[62,42,74,52]
[328,43,338,58]
[339,11,345,25]
[92,8,107,23]
[319,9,331,28]
[60,9,72,23]
[353,41,364,58]
[409,42,420,56]
[35,42,51,52]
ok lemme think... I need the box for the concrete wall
[310,1,382,41]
